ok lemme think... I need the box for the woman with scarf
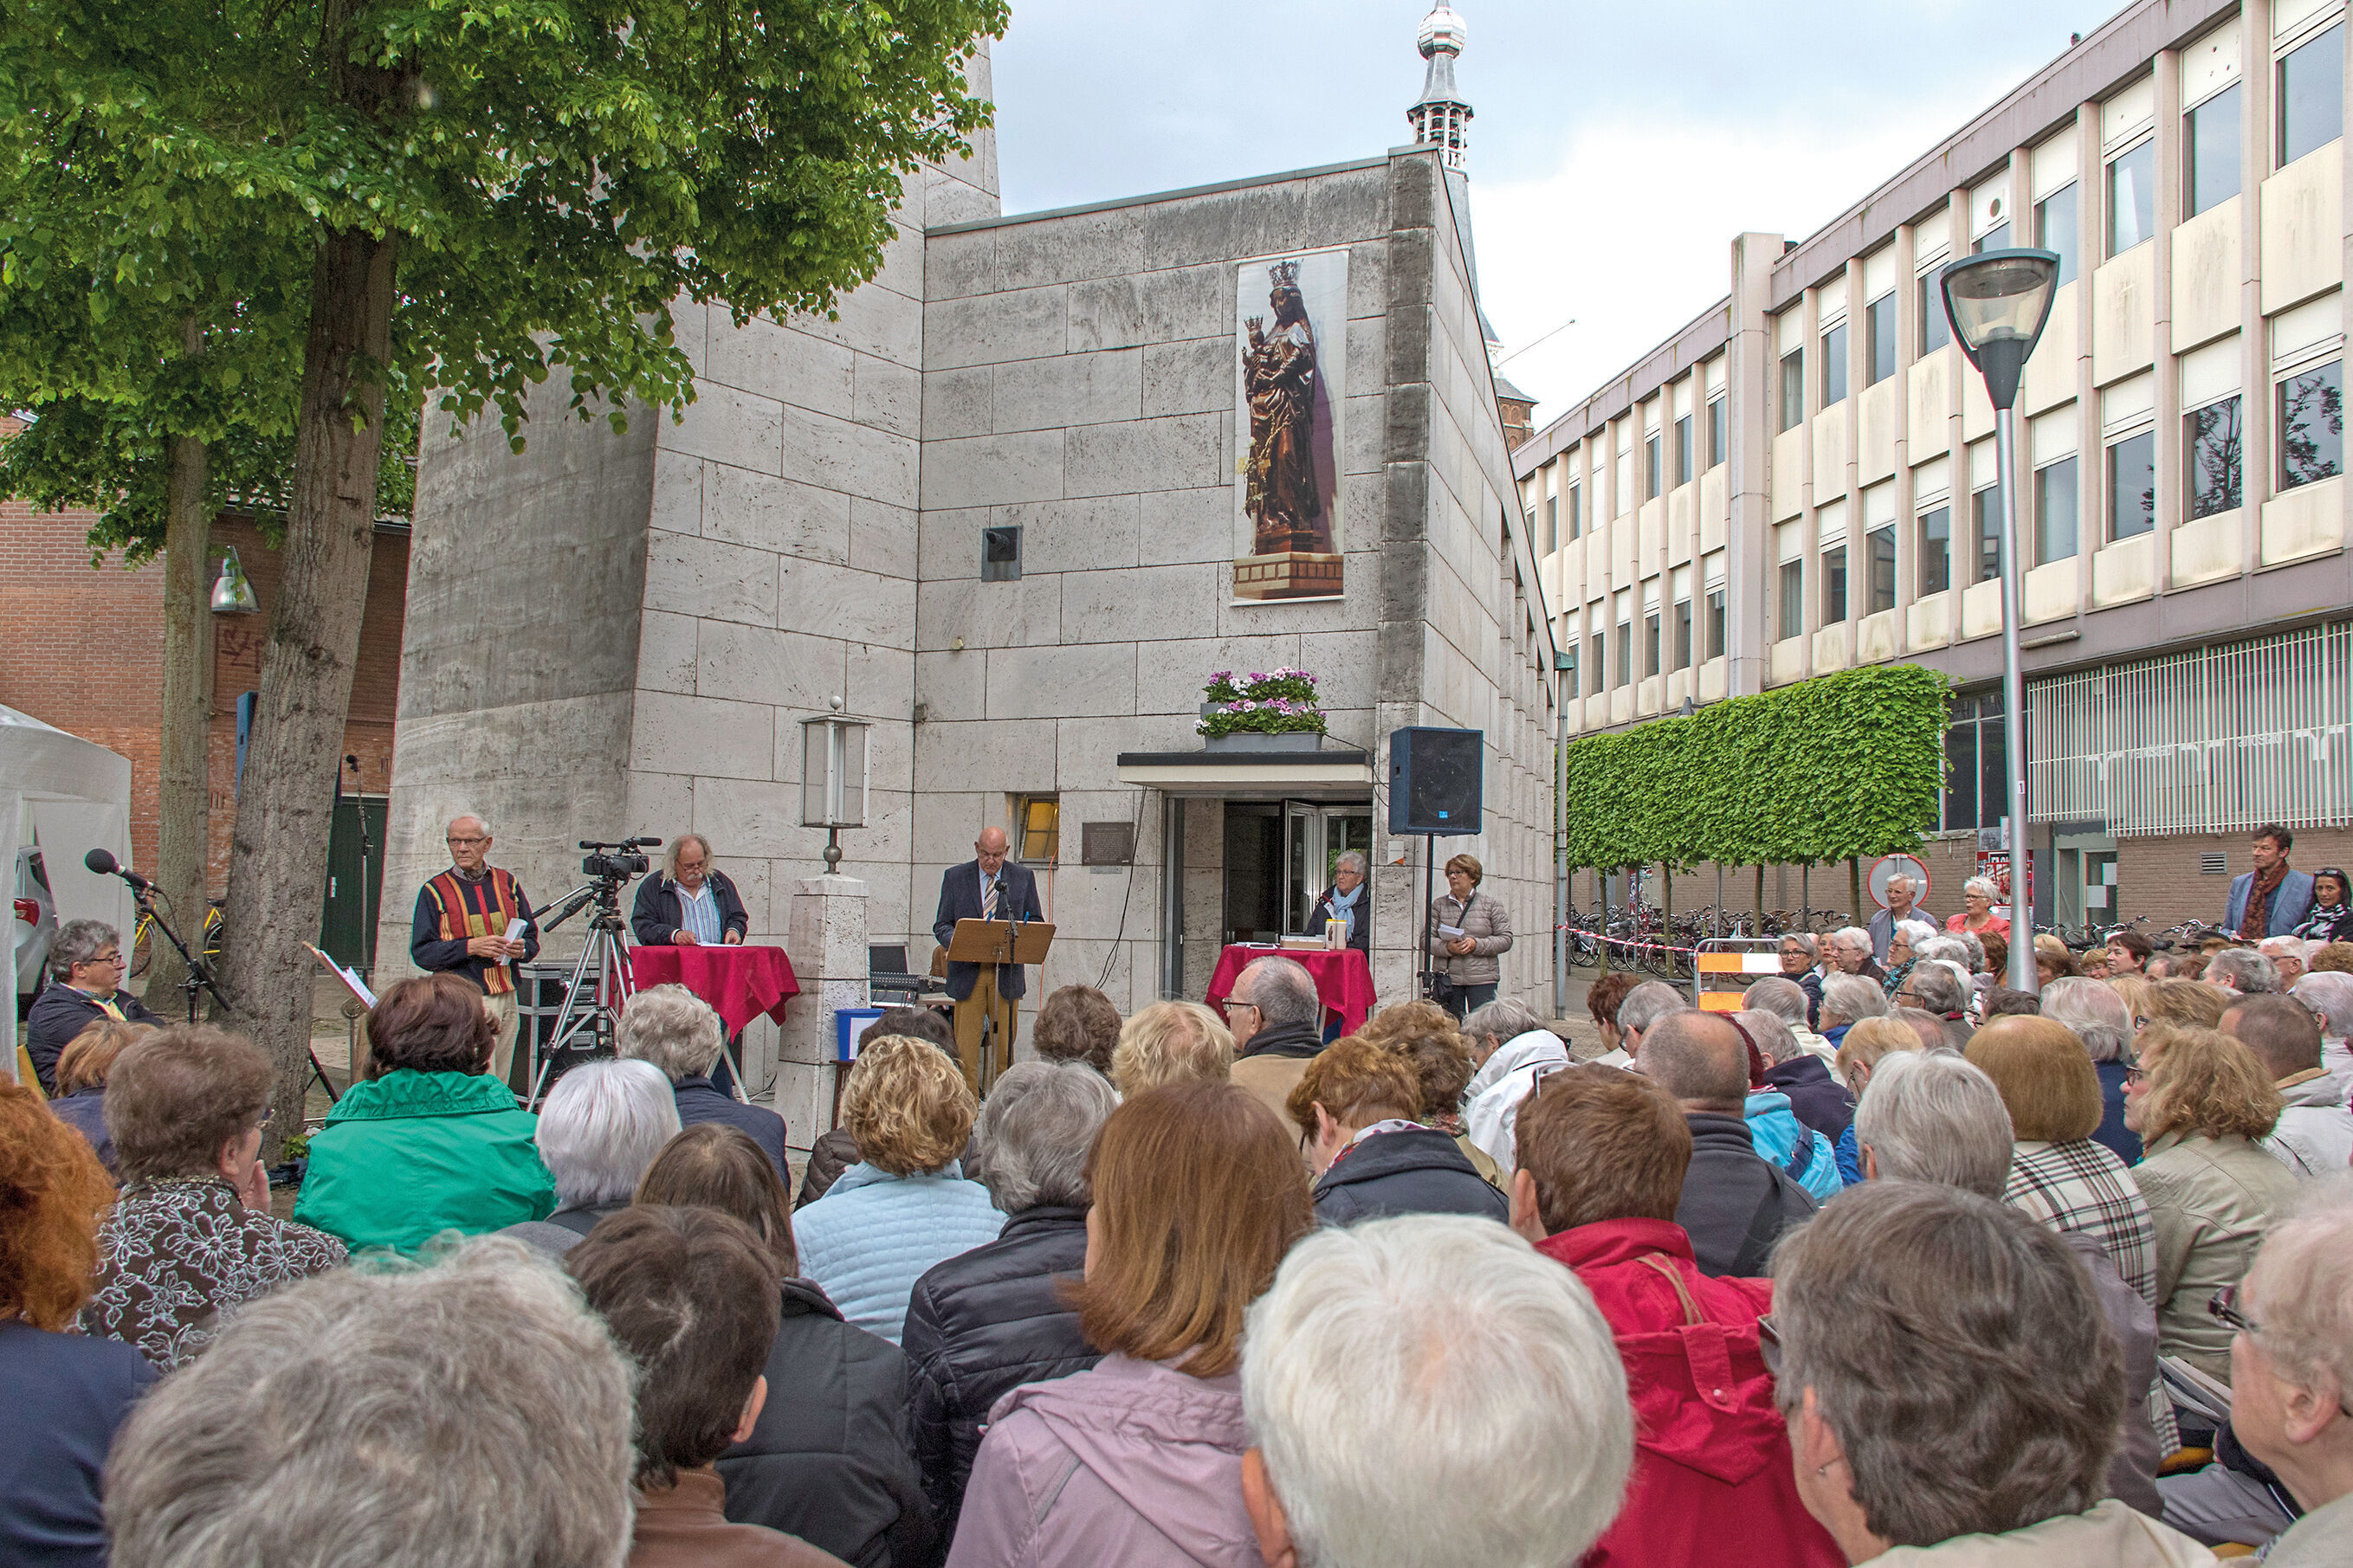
[1306,852,1370,952]
[2294,867,2353,945]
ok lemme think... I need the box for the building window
[1707,397,1727,468]
[2035,456,2079,564]
[1941,691,2011,832]
[1568,483,1582,539]
[2109,139,2155,255]
[1705,588,1727,658]
[1974,221,2011,255]
[1672,599,1693,670]
[1865,294,1897,386]
[1589,631,1606,690]
[1644,612,1662,677]
[1971,486,2003,584]
[1778,559,1804,640]
[2281,23,2345,167]
[1918,505,1952,597]
[1920,273,1953,355]
[1016,795,1061,863]
[2188,84,2243,216]
[1865,525,1896,614]
[1821,544,1849,623]
[1561,643,1579,699]
[2107,429,2156,539]
[2187,396,2243,518]
[2279,359,2344,488]
[1779,349,1806,431]
[2034,182,2079,287]
[1821,322,1848,406]
[1615,621,1633,687]
[1544,494,1559,552]
[1675,413,1695,487]
[1645,433,1662,500]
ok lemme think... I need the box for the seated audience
[1772,1183,2211,1564]
[1895,1003,1963,1052]
[0,1082,156,1568]
[1828,1016,1925,1184]
[106,1236,635,1568]
[947,1081,1311,1568]
[2259,935,2309,989]
[2222,1192,2353,1567]
[1742,1008,1853,1143]
[81,1027,346,1370]
[1365,1010,1497,1184]
[1284,1035,1507,1224]
[792,1036,1002,1345]
[1895,955,1973,1029]
[569,1208,849,1568]
[2143,978,2233,1033]
[1634,1010,1816,1277]
[1780,932,1826,1029]
[501,1057,682,1255]
[1816,971,1887,1050]
[1966,1016,2159,1307]
[620,983,788,1180]
[1461,997,1570,1170]
[2128,1025,2298,1388]
[2043,976,2144,1165]
[1509,1064,1841,1567]
[1881,918,1938,1000]
[798,1007,958,1210]
[2311,941,2353,974]
[2208,949,2282,997]
[1615,980,1691,1059]
[1735,1010,1846,1202]
[1826,926,1885,985]
[1240,1214,1637,1568]
[24,918,160,1092]
[1852,1049,2168,1514]
[1225,958,1322,1123]
[294,972,556,1249]
[2220,995,2353,1178]
[2294,970,2353,1075]
[1744,976,1834,1062]
[905,1061,1115,1539]
[1111,999,1235,1100]
[43,1017,151,1175]
[1982,985,2042,1019]
[637,1125,930,1568]
[2035,933,2083,985]
[2109,929,2156,976]
[1583,970,1640,1061]
[1030,984,1121,1078]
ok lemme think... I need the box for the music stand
[945,917,1054,1092]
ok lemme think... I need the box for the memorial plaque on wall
[1232,248,1348,603]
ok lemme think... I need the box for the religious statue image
[1243,261,1333,556]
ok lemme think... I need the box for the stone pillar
[778,874,869,1152]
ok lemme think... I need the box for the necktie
[983,876,1000,920]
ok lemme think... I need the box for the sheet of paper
[303,942,377,1009]
[1436,923,1466,939]
[503,916,531,941]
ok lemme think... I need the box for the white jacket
[2261,1068,2353,1178]
[1856,1500,2216,1567]
[1464,1029,1569,1171]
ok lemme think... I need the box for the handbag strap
[1633,1253,1703,1326]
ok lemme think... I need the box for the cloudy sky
[992,0,2132,429]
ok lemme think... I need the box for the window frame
[1865,293,1897,387]
[2185,81,2245,218]
[2107,137,2156,257]
[1821,542,1849,624]
[1567,482,1582,539]
[1970,484,2004,585]
[1675,412,1695,487]
[2184,391,2245,520]
[1777,558,1805,642]
[1015,794,1062,864]
[1917,504,1953,598]
[2279,22,2347,170]
[1672,598,1693,671]
[1820,321,1849,407]
[2033,181,2080,287]
[1707,397,1727,468]
[1615,621,1634,687]
[1919,269,1954,356]
[2277,356,2344,491]
[2033,455,2080,565]
[1705,587,1728,660]
[1865,524,1897,615]
[1645,432,1663,500]
[2105,426,2158,542]
[1779,349,1806,432]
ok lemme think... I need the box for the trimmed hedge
[1561,664,1949,870]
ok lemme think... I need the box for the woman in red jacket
[1509,1064,1842,1568]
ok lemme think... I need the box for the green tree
[2,0,1004,1132]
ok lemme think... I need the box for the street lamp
[210,546,260,615]
[799,700,870,873]
[1942,247,2060,993]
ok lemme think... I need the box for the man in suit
[933,826,1045,1093]
[2227,823,2317,941]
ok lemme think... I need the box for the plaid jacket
[2006,1138,2159,1308]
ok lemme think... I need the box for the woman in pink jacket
[946,1081,1313,1568]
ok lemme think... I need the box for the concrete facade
[381,51,1557,1141]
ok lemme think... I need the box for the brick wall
[2117,828,2353,934]
[0,435,408,891]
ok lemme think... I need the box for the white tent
[3,705,134,1079]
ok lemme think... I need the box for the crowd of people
[9,902,2353,1568]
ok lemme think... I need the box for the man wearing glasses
[24,919,159,1092]
[410,814,540,1085]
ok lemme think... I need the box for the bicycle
[132,898,223,980]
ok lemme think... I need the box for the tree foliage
[1561,665,1950,870]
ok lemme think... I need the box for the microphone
[84,849,153,890]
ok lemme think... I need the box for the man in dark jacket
[901,1061,1115,1542]
[1634,1011,1816,1277]
[1291,1035,1507,1227]
[630,834,750,947]
[24,920,158,1091]
[932,826,1046,1093]
[1737,1009,1855,1142]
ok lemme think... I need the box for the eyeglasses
[446,835,488,847]
[89,952,125,967]
[2124,1064,2149,1085]
[1757,1313,1784,1375]
[2208,1283,2259,1336]
[1227,1000,1261,1017]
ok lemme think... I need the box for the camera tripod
[524,874,633,1109]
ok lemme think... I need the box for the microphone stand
[133,881,341,1108]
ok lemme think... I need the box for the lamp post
[1941,247,2060,993]
[1553,648,1572,1016]
[799,701,871,873]
[210,546,260,615]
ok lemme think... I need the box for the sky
[991,0,2135,428]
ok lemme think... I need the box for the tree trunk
[143,403,212,1020]
[1849,856,1864,928]
[220,227,398,1148]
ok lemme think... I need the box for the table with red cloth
[627,944,799,1038]
[1205,944,1377,1035]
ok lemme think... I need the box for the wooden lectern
[945,916,1055,1094]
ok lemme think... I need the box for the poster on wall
[1232,248,1348,601]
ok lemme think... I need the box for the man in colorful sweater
[410,813,540,1084]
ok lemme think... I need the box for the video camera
[580,837,661,880]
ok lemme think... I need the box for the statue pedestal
[1233,551,1342,600]
[771,874,869,1147]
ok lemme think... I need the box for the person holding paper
[409,814,540,1085]
[1427,853,1512,1021]
[933,825,1045,1094]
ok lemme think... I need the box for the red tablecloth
[1205,945,1377,1035]
[628,945,799,1038]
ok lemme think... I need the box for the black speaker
[1388,726,1483,835]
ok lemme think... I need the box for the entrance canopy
[3,706,134,1066]
[1115,745,1376,799]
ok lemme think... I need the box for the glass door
[1282,802,1374,934]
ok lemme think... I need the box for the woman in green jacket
[294,972,555,1251]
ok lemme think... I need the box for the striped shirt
[2007,1138,2159,1308]
[676,881,722,945]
